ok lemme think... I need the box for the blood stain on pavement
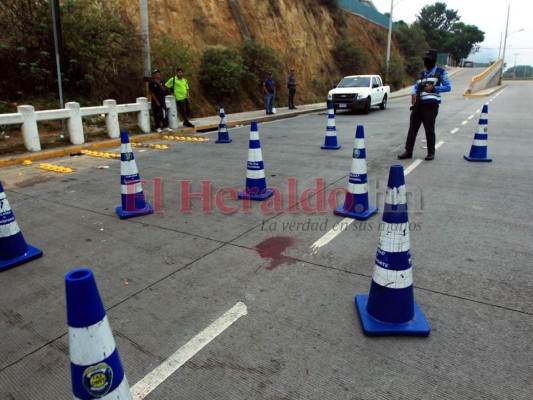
[255,236,298,270]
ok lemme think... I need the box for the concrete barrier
[0,96,168,152]
[464,59,503,96]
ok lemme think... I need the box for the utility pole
[140,0,151,96]
[499,4,510,85]
[385,0,393,83]
[513,53,518,78]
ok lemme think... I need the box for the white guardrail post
[167,95,179,129]
[136,97,151,133]
[65,102,84,145]
[17,105,41,152]
[103,99,120,138]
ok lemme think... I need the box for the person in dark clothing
[398,49,451,161]
[287,68,298,109]
[149,69,171,133]
[262,71,276,115]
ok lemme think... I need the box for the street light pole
[499,4,510,85]
[513,53,518,78]
[385,0,393,83]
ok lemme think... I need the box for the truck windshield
[337,77,370,88]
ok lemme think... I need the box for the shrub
[331,40,369,76]
[199,47,246,102]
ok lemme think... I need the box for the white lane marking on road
[131,302,248,399]
[436,140,445,149]
[310,158,423,254]
[468,115,474,120]
[461,120,468,125]
[450,128,459,134]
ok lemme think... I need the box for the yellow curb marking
[37,163,75,173]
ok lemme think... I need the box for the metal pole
[139,0,151,96]
[498,32,502,59]
[500,4,510,84]
[50,0,65,136]
[385,0,393,83]
[513,54,517,78]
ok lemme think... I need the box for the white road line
[131,302,248,399]
[310,157,424,254]
[468,115,474,120]
[435,140,445,149]
[461,120,468,125]
[310,218,354,254]
[450,128,459,134]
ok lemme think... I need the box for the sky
[371,0,532,68]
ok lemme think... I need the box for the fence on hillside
[339,0,396,30]
[0,96,180,152]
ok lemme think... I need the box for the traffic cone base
[216,138,233,144]
[0,244,42,272]
[355,294,430,336]
[116,203,154,219]
[463,154,492,162]
[334,204,378,220]
[238,189,274,201]
[321,143,341,150]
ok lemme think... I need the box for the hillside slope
[110,0,393,113]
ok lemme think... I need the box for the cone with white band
[321,102,341,150]
[66,269,132,399]
[355,165,430,336]
[215,103,232,143]
[238,121,273,201]
[464,103,492,162]
[334,125,378,220]
[116,130,153,219]
[0,181,43,272]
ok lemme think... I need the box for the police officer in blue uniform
[398,49,451,161]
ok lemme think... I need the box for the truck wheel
[363,97,371,114]
[380,95,387,110]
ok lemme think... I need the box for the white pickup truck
[327,75,390,114]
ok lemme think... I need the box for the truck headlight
[327,93,332,101]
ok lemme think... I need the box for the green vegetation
[331,40,369,76]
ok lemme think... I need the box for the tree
[393,22,429,76]
[199,47,246,102]
[331,40,369,76]
[415,2,484,62]
[444,23,484,61]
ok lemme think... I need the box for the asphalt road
[0,69,532,399]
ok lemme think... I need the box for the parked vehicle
[327,75,390,114]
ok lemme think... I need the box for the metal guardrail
[0,96,179,152]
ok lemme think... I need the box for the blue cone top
[65,269,106,328]
[387,165,405,189]
[0,180,4,192]
[120,130,130,144]
[328,102,334,110]
[355,125,365,139]
[250,121,258,131]
[482,103,488,114]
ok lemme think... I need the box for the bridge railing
[464,59,503,95]
[0,95,179,152]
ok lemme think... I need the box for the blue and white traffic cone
[238,121,273,201]
[321,102,341,150]
[334,125,378,220]
[215,103,232,143]
[464,103,492,162]
[116,130,154,219]
[355,165,430,336]
[66,269,132,399]
[0,181,43,272]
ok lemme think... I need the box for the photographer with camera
[398,49,451,161]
